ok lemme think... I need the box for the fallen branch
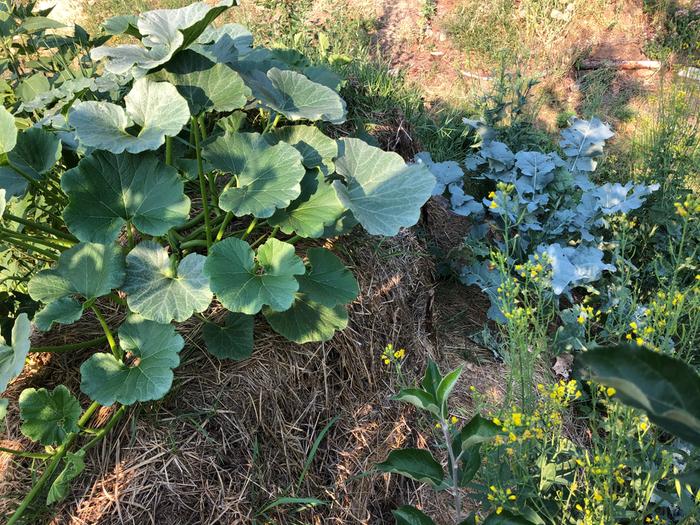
[577,59,662,71]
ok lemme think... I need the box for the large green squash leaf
[267,125,337,174]
[250,68,346,124]
[0,314,31,392]
[123,241,212,323]
[33,297,84,332]
[19,385,81,445]
[28,242,125,303]
[204,237,304,314]
[7,127,61,180]
[576,345,700,446]
[46,451,85,505]
[333,138,435,236]
[203,132,305,218]
[91,0,234,76]
[155,50,251,114]
[62,151,190,243]
[377,448,444,486]
[80,316,184,405]
[267,170,345,238]
[202,312,254,360]
[263,295,348,344]
[69,78,190,154]
[0,106,17,154]
[296,247,358,306]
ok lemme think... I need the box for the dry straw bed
[1,227,462,524]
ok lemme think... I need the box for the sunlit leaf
[296,247,358,306]
[263,295,348,343]
[123,241,212,323]
[0,106,16,155]
[377,448,444,486]
[33,297,84,332]
[203,132,305,218]
[333,138,435,236]
[204,237,304,314]
[46,451,85,505]
[69,78,190,154]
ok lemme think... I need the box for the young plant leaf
[202,312,254,360]
[392,505,436,525]
[155,50,251,114]
[80,316,184,406]
[267,125,338,174]
[62,151,190,243]
[123,241,212,323]
[203,132,306,219]
[46,451,85,505]
[421,360,443,399]
[28,242,125,303]
[0,106,17,154]
[263,295,348,343]
[333,138,436,236]
[19,385,81,445]
[576,345,700,446]
[0,313,31,392]
[296,247,359,307]
[204,237,305,315]
[69,78,190,154]
[267,170,345,238]
[376,448,444,487]
[90,0,234,76]
[393,388,440,417]
[456,414,502,450]
[436,366,462,414]
[33,297,84,332]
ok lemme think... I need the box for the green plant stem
[81,405,126,451]
[241,218,258,241]
[0,227,68,251]
[165,136,173,166]
[0,236,57,260]
[30,336,108,354]
[440,418,462,522]
[91,306,121,360]
[125,221,135,249]
[180,213,227,243]
[0,446,51,460]
[192,116,212,248]
[6,402,99,525]
[179,239,209,249]
[175,211,205,232]
[286,234,302,244]
[216,212,234,241]
[3,214,77,242]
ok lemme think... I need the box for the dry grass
[2,225,494,524]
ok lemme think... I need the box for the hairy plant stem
[0,446,51,460]
[0,227,68,251]
[192,116,212,248]
[3,214,77,242]
[181,213,227,243]
[30,336,108,354]
[165,136,173,166]
[179,239,209,249]
[216,212,234,241]
[175,211,206,232]
[125,221,135,249]
[286,234,302,244]
[91,306,121,360]
[6,402,100,525]
[81,405,126,451]
[241,218,258,240]
[439,418,463,522]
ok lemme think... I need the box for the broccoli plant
[0,1,436,519]
[418,118,659,320]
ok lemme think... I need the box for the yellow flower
[629,321,638,330]
[490,485,497,492]
[626,333,632,340]
[489,201,498,209]
[492,417,502,426]
[435,423,442,429]
[450,415,458,425]
[488,191,496,199]
[511,413,522,426]
[577,315,585,324]
[606,387,616,397]
[393,348,405,359]
[508,432,517,442]
[496,507,503,515]
[636,337,644,346]
[383,358,390,365]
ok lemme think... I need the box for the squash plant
[0,1,436,520]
